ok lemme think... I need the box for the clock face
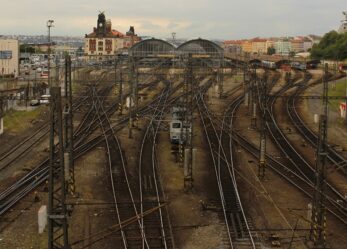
[99,23,103,27]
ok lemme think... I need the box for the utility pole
[48,87,69,249]
[47,20,54,89]
[218,59,224,98]
[258,79,267,179]
[171,32,176,43]
[64,55,74,197]
[55,56,59,87]
[243,63,250,107]
[134,65,139,126]
[250,66,257,129]
[0,96,3,135]
[128,57,135,138]
[184,53,194,191]
[115,57,124,115]
[344,68,347,125]
[119,70,123,115]
[309,64,329,248]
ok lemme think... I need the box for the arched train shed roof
[129,38,175,57]
[177,38,224,58]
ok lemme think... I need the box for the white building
[0,39,19,77]
[274,39,292,55]
[303,39,313,52]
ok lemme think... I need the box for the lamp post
[345,64,347,125]
[47,20,54,89]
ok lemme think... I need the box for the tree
[267,46,276,55]
[289,51,296,57]
[310,31,347,60]
[20,44,36,53]
[76,46,84,56]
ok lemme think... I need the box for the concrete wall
[0,39,19,77]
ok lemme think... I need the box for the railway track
[0,69,113,172]
[196,82,257,249]
[199,71,347,243]
[287,77,347,176]
[228,96,347,226]
[90,85,154,248]
[138,80,175,249]
[0,92,91,171]
[219,70,347,225]
[0,78,168,217]
[265,72,347,224]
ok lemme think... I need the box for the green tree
[20,44,36,53]
[267,46,276,55]
[310,31,347,60]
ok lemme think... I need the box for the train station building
[84,12,141,59]
[0,38,19,78]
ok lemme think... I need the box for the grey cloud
[0,0,345,39]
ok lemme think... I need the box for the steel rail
[0,79,174,216]
[265,75,347,216]
[197,83,257,248]
[225,95,347,225]
[138,82,171,249]
[286,80,347,176]
[222,87,257,248]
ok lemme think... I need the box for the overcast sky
[0,0,345,39]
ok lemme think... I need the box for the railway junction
[0,38,346,249]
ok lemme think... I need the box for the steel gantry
[48,87,69,249]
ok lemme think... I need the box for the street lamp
[47,20,54,89]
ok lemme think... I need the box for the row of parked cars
[23,65,49,78]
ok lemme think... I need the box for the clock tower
[97,12,106,35]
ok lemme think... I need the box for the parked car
[41,69,49,78]
[30,99,40,106]
[40,95,50,104]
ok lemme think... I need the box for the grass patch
[3,107,43,134]
[328,77,347,111]
[232,74,244,83]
